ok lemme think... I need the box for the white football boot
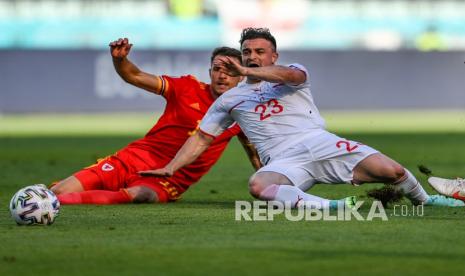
[428,177,465,201]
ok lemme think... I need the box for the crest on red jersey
[101,163,114,172]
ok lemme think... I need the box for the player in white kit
[140,28,463,208]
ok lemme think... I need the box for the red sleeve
[207,122,241,144]
[160,75,201,101]
[225,123,242,136]
[159,75,175,100]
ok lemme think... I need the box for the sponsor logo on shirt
[189,102,201,111]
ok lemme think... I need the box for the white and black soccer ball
[9,184,60,225]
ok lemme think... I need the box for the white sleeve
[286,63,310,89]
[199,97,235,137]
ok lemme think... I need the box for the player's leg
[126,177,182,203]
[314,139,464,206]
[352,153,465,206]
[57,149,183,204]
[249,171,354,209]
[307,131,463,206]
[54,157,134,205]
[51,175,86,194]
[57,189,133,204]
[352,153,405,184]
[125,186,158,203]
[352,153,429,204]
[307,131,429,204]
[52,175,131,205]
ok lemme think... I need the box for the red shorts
[74,149,182,203]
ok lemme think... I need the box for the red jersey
[123,75,241,191]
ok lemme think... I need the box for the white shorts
[256,131,379,190]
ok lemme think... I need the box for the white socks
[394,169,429,204]
[259,184,330,209]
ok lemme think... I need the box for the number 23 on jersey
[254,99,284,121]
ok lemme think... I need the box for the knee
[249,172,290,199]
[383,164,406,183]
[50,181,68,195]
[128,186,157,203]
[248,174,267,199]
[50,176,84,195]
[50,184,60,194]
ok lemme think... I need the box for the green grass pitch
[1,111,465,275]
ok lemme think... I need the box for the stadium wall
[1,50,464,113]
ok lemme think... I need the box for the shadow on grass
[175,199,240,209]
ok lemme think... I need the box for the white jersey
[200,63,326,164]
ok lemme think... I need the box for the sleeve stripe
[159,77,166,96]
[228,100,245,114]
[199,129,217,139]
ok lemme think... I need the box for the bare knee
[383,163,406,184]
[248,172,291,199]
[249,175,266,198]
[127,186,157,203]
[51,176,84,194]
[50,183,62,194]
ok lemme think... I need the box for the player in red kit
[51,38,260,204]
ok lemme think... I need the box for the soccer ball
[9,184,60,225]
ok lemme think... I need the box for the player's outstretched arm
[237,132,262,171]
[109,38,164,94]
[214,56,306,85]
[138,131,214,177]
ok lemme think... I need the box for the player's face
[241,38,278,68]
[209,55,243,97]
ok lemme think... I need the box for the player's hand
[109,38,133,59]
[213,56,248,77]
[138,167,174,177]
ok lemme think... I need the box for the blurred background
[0,0,464,114]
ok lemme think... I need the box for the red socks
[58,189,132,205]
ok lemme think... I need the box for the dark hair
[210,46,242,64]
[239,27,277,51]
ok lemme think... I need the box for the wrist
[242,67,251,76]
[165,165,175,176]
[112,56,126,63]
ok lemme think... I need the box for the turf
[1,113,465,275]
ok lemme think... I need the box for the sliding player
[51,38,260,204]
[141,28,464,208]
